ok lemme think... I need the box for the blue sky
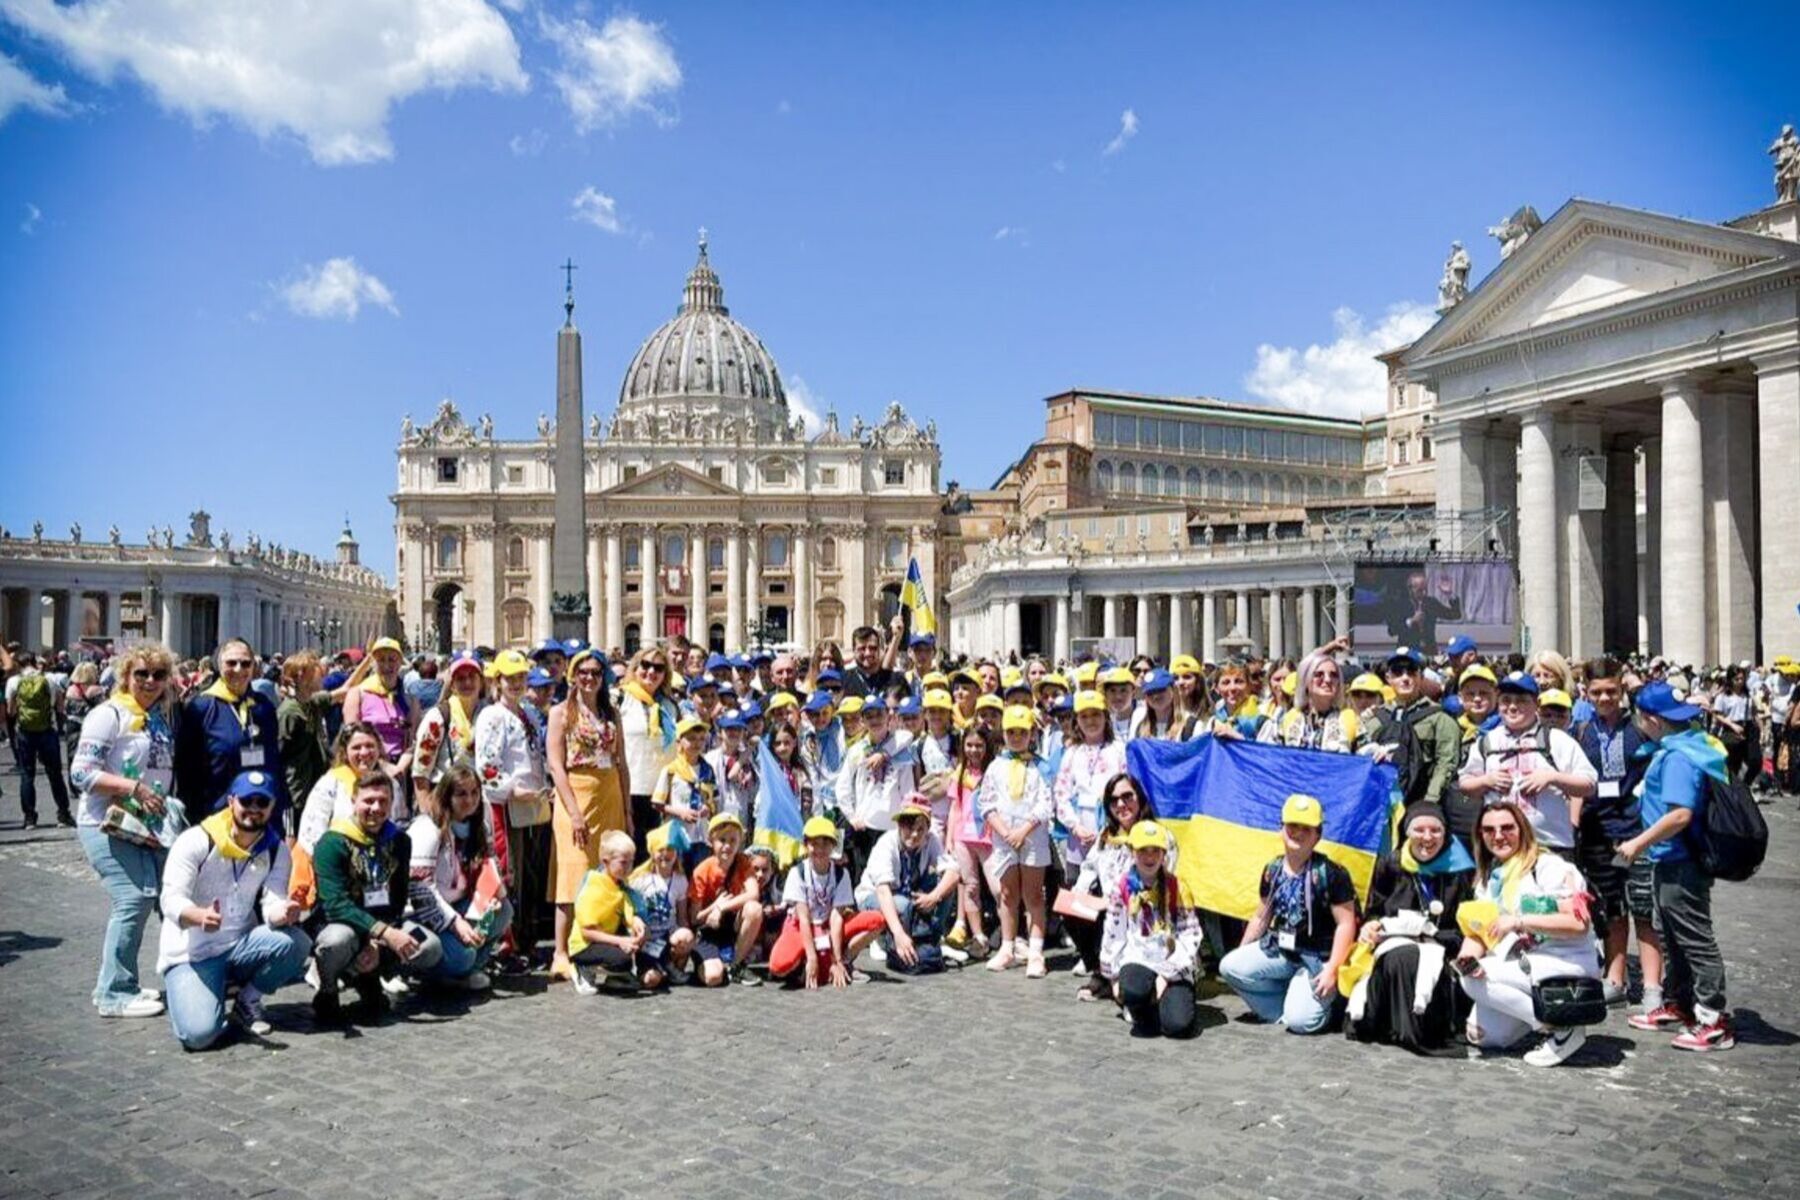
[3,0,1795,578]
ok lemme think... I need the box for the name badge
[1598,780,1621,800]
[814,931,834,952]
[223,889,254,927]
[1277,930,1297,953]
[240,746,267,768]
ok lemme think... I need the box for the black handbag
[1531,976,1608,1027]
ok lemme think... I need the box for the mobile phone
[410,926,429,944]
[1451,956,1480,977]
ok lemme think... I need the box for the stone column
[1659,378,1707,668]
[1232,588,1250,639]
[1335,584,1351,644]
[159,592,179,655]
[1642,438,1662,652]
[534,531,553,642]
[1267,590,1286,661]
[1301,587,1319,655]
[793,526,812,648]
[1517,407,1561,656]
[587,525,605,646]
[1604,442,1640,655]
[744,526,762,642]
[1004,597,1022,655]
[1757,350,1800,657]
[1560,416,1604,660]
[1166,592,1187,659]
[1435,424,1488,552]
[689,527,708,647]
[105,590,124,641]
[726,526,744,650]
[843,533,866,631]
[469,525,496,647]
[604,526,625,652]
[640,528,658,645]
[1102,595,1119,639]
[1135,594,1154,658]
[1054,593,1071,665]
[1201,591,1219,662]
[1699,384,1755,664]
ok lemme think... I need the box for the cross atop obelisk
[560,258,578,326]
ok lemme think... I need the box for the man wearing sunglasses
[158,770,311,1049]
[175,639,287,818]
[1365,648,1465,842]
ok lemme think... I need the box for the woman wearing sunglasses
[547,650,629,980]
[69,641,183,1019]
[1264,650,1361,753]
[620,648,679,857]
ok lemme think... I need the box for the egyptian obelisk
[550,261,590,640]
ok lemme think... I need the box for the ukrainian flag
[752,737,805,868]
[1125,737,1396,920]
[901,557,935,637]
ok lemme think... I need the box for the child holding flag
[652,717,718,873]
[626,825,694,988]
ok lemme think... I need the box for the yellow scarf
[329,763,359,794]
[999,749,1034,800]
[203,678,250,729]
[447,693,476,750]
[1494,852,1531,912]
[623,679,671,745]
[359,672,393,698]
[201,809,251,861]
[328,816,372,845]
[112,689,151,733]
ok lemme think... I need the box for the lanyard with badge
[228,697,267,769]
[804,862,835,950]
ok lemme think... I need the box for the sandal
[986,948,1018,972]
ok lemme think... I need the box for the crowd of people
[2,622,1780,1061]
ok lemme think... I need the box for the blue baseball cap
[690,673,720,692]
[228,769,282,805]
[531,638,564,661]
[1140,668,1174,695]
[705,652,731,674]
[728,654,752,671]
[1497,671,1539,697]
[803,690,834,714]
[815,668,843,686]
[1446,635,1478,657]
[717,683,738,702]
[1385,647,1425,669]
[896,696,922,717]
[1441,694,1465,718]
[526,668,555,688]
[1050,695,1074,715]
[738,701,764,721]
[908,632,936,647]
[562,638,588,656]
[750,650,774,666]
[861,697,888,715]
[1635,680,1701,723]
[716,709,746,731]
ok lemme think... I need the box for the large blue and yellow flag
[752,736,805,868]
[901,557,935,637]
[1125,737,1396,920]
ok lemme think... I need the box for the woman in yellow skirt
[547,649,631,981]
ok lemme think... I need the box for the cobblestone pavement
[3,747,1798,1200]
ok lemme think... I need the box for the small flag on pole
[901,557,935,637]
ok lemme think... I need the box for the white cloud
[1102,107,1138,156]
[993,225,1028,245]
[0,0,528,164]
[1244,301,1437,419]
[0,49,72,122]
[783,374,825,436]
[570,185,624,234]
[19,201,42,234]
[775,98,791,115]
[540,11,680,133]
[509,127,547,156]
[1050,158,1067,173]
[281,257,399,320]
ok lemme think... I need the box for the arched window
[765,531,789,568]
[819,536,838,569]
[506,536,525,570]
[1096,460,1115,492]
[1226,470,1244,502]
[437,532,460,570]
[1328,478,1345,498]
[1119,463,1137,494]
[624,623,641,655]
[663,532,687,567]
[624,539,641,569]
[883,534,905,569]
[1185,467,1201,497]
[1164,468,1181,497]
[707,537,724,570]
[1205,467,1222,499]
[1248,473,1265,504]
[1140,463,1157,497]
[1306,476,1325,499]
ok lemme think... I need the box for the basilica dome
[618,234,791,432]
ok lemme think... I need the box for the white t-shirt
[629,868,689,945]
[1461,722,1595,849]
[782,858,853,925]
[854,829,956,907]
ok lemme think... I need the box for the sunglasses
[641,662,667,673]
[221,659,254,669]
[1107,790,1139,805]
[131,668,171,683]
[234,793,275,810]
[574,668,605,680]
[1479,823,1520,837]
[1388,666,1418,677]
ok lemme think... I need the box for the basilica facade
[394,237,944,655]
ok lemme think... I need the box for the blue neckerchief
[1411,837,1474,876]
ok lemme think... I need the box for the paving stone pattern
[3,747,1798,1200]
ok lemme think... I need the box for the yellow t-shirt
[568,869,636,957]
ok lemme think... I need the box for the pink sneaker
[1671,1017,1735,1052]
[1627,1004,1693,1032]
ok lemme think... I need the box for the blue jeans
[76,827,164,1011]
[1219,941,1339,1034]
[420,898,514,981]
[163,925,312,1050]
[858,880,954,942]
[17,728,71,820]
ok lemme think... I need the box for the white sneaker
[139,987,163,1001]
[232,987,272,1035]
[869,942,888,964]
[571,966,599,996]
[460,970,492,992]
[102,995,165,1019]
[941,945,970,965]
[381,974,411,996]
[1014,938,1029,959]
[1524,1027,1587,1067]
[1069,962,1090,979]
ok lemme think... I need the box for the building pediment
[599,462,740,499]
[1408,200,1800,361]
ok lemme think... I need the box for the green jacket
[1367,700,1464,803]
[313,824,411,935]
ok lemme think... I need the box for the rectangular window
[770,581,788,596]
[1088,517,1099,536]
[1114,415,1136,448]
[1245,428,1263,458]
[1395,440,1410,465]
[884,460,905,486]
[505,464,524,485]
[1161,418,1181,450]
[819,467,838,487]
[708,466,724,482]
[1183,421,1203,451]
[623,465,640,482]
[625,581,639,595]
[1420,436,1434,461]
[1223,426,1244,455]
[763,461,788,484]
[624,541,640,568]
[1093,411,1113,445]
[436,457,458,483]
[1203,424,1223,453]
[1307,435,1325,465]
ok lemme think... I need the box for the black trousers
[846,827,882,887]
[629,794,658,858]
[1118,964,1197,1037]
[510,821,553,960]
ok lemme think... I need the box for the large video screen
[1351,560,1517,657]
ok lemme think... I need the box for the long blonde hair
[111,641,178,723]
[1472,798,1541,885]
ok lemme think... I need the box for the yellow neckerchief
[999,748,1035,800]
[329,763,359,794]
[447,693,476,750]
[203,678,250,728]
[1492,849,1534,912]
[201,809,252,861]
[358,672,393,699]
[1459,713,1482,742]
[328,816,373,846]
[1227,695,1261,722]
[112,689,151,733]
[1399,840,1425,875]
[623,679,671,744]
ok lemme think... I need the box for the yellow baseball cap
[1539,688,1573,711]
[922,689,954,711]
[1101,666,1134,687]
[975,694,1005,713]
[1459,665,1498,689]
[487,649,531,678]
[1171,654,1201,676]
[838,696,865,716]
[708,812,744,835]
[1074,662,1100,684]
[646,824,675,854]
[1074,691,1106,714]
[894,800,931,822]
[675,716,710,739]
[1000,668,1027,692]
[949,669,980,689]
[1348,672,1385,695]
[921,671,950,690]
[369,636,403,656]
[1036,672,1069,693]
[1127,820,1171,851]
[802,815,839,842]
[1002,704,1036,732]
[765,692,798,712]
[1281,794,1324,828]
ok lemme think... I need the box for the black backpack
[1374,701,1445,807]
[1692,774,1768,882]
